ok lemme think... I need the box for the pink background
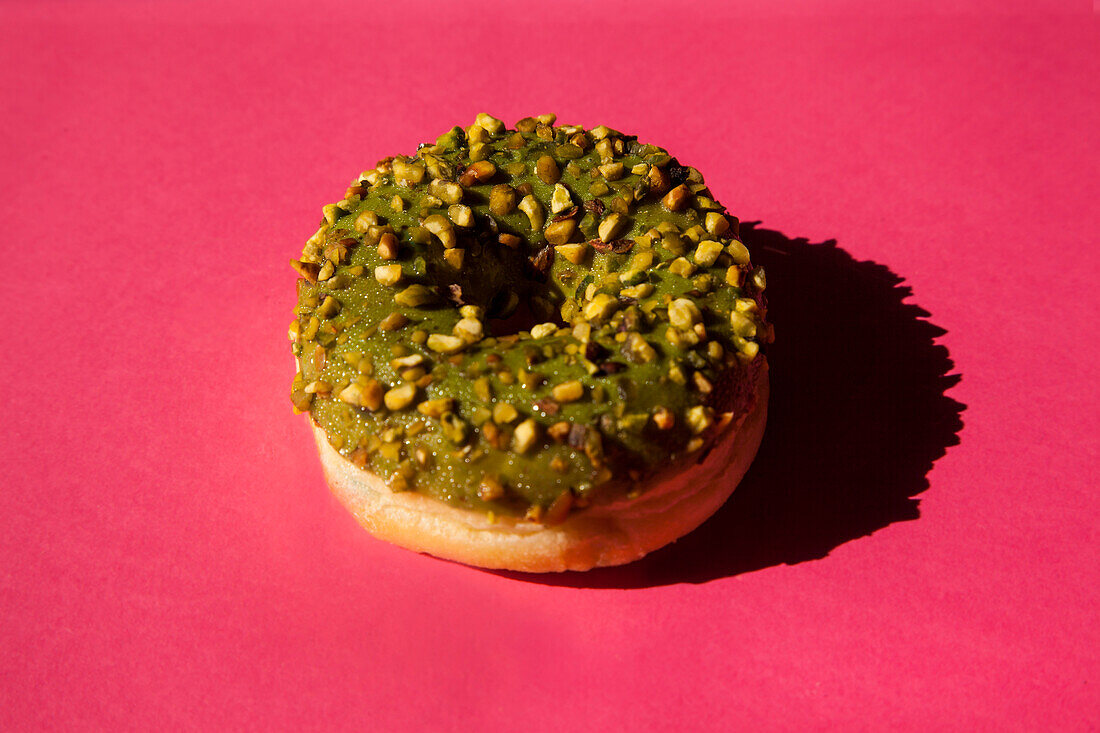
[2,1,1097,729]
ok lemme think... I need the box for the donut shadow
[487,224,965,588]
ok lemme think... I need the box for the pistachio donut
[289,113,772,572]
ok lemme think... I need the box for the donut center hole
[486,291,567,338]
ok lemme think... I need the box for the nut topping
[290,115,769,519]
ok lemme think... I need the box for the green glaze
[289,114,771,521]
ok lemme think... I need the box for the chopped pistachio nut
[439,412,469,443]
[492,402,519,424]
[417,398,454,418]
[544,219,577,246]
[662,184,691,211]
[728,239,751,265]
[422,214,456,248]
[625,333,658,363]
[598,212,627,242]
[735,298,758,313]
[683,225,707,244]
[555,242,588,264]
[443,248,465,270]
[427,333,466,354]
[665,326,700,349]
[598,162,624,180]
[586,124,609,140]
[621,282,655,299]
[392,157,426,186]
[478,475,505,501]
[552,380,585,403]
[664,358,682,383]
[448,204,473,227]
[402,367,427,382]
[536,155,561,184]
[391,354,425,369]
[467,124,489,144]
[304,379,331,394]
[693,240,724,267]
[595,138,614,163]
[383,383,417,410]
[362,380,385,410]
[550,184,572,214]
[489,184,517,216]
[430,179,463,204]
[420,194,444,210]
[653,406,675,430]
[529,322,558,339]
[518,195,544,230]
[453,317,484,343]
[336,381,374,410]
[315,296,341,319]
[291,259,320,283]
[468,143,489,161]
[394,285,435,307]
[686,405,714,434]
[354,210,379,232]
[377,233,399,260]
[730,311,757,338]
[474,112,504,134]
[583,293,619,323]
[378,312,409,331]
[753,267,767,290]
[668,257,696,278]
[474,376,492,402]
[459,160,496,186]
[543,489,573,525]
[300,316,320,340]
[512,418,540,453]
[705,212,730,235]
[374,264,403,286]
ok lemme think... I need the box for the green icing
[289,114,770,521]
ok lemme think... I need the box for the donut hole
[486,291,568,337]
[422,235,569,338]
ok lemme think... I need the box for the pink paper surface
[2,1,1097,729]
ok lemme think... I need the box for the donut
[288,113,773,572]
